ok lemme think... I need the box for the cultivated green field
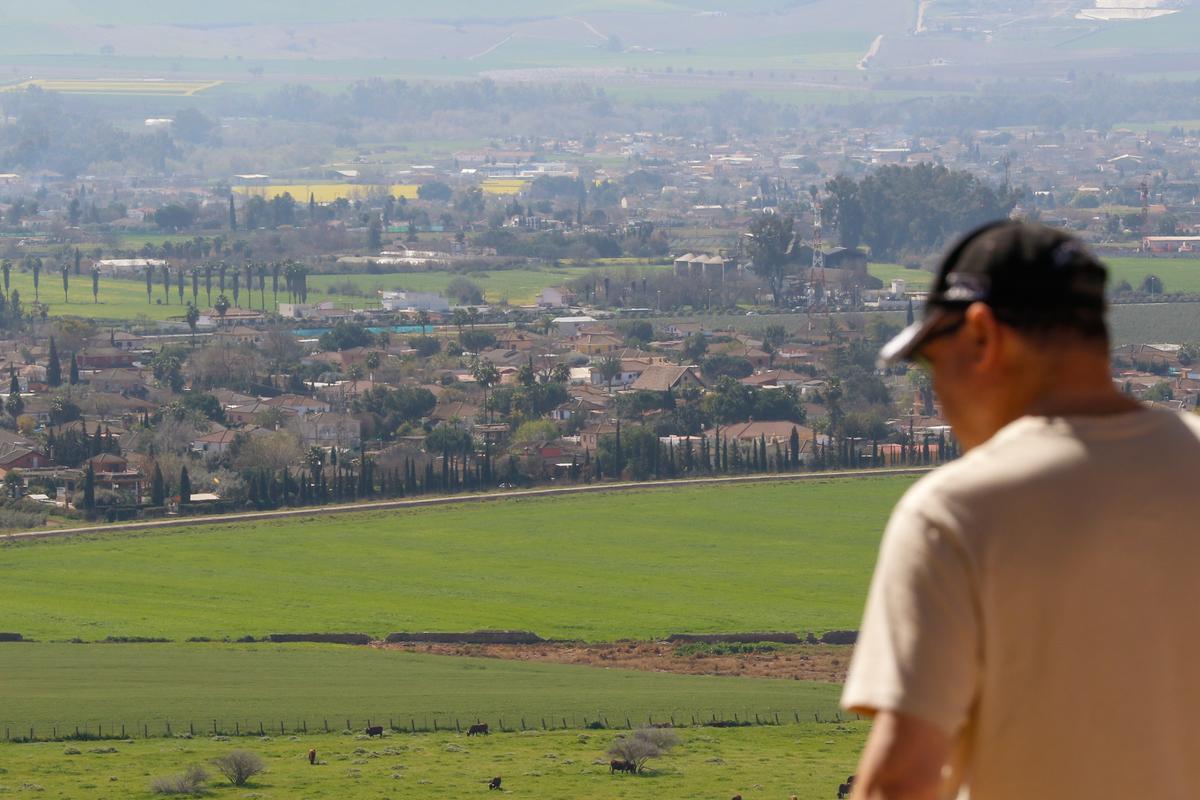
[0,643,843,732]
[0,480,910,642]
[0,723,867,799]
[867,262,931,290]
[1104,256,1200,295]
[0,272,244,322]
[311,263,674,307]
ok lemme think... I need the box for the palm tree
[471,357,500,422]
[598,353,622,394]
[185,303,200,346]
[364,350,381,382]
[416,309,431,335]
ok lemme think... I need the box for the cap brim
[876,308,952,368]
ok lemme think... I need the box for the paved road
[1,468,932,543]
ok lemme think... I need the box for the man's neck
[1019,351,1141,419]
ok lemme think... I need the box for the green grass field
[868,262,931,290]
[1103,256,1200,295]
[0,271,228,322]
[0,643,844,732]
[0,479,910,642]
[311,263,673,306]
[0,723,867,799]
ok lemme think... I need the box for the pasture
[0,79,222,96]
[0,478,911,642]
[1103,256,1200,295]
[0,271,242,322]
[310,262,672,306]
[0,643,844,733]
[0,723,867,799]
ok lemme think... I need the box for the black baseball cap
[878,220,1109,366]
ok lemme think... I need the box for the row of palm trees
[141,261,310,309]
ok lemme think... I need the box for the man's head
[881,221,1129,449]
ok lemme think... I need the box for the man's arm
[852,710,953,800]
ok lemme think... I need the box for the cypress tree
[46,337,61,387]
[82,464,95,511]
[151,463,165,505]
[69,353,79,385]
[179,465,191,503]
[789,426,800,467]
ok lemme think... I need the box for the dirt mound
[385,630,544,645]
[372,640,852,682]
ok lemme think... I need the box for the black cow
[468,723,490,736]
[489,776,502,790]
[609,759,636,774]
[365,725,384,738]
[838,775,856,799]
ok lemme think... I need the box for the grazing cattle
[838,775,856,799]
[732,795,742,800]
[307,748,317,765]
[609,759,636,774]
[468,723,490,736]
[489,776,502,790]
[365,725,384,738]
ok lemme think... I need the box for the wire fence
[3,708,862,744]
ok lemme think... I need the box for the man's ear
[963,302,1003,371]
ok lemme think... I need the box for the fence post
[794,711,799,723]
[53,726,57,739]
[235,722,239,735]
[346,719,351,732]
[499,718,504,732]
[456,719,461,733]
[434,719,439,732]
[562,717,567,729]
[98,724,102,738]
[280,721,284,735]
[625,716,631,729]
[755,714,760,725]
[190,722,194,736]
[541,718,546,730]
[121,723,126,738]
[166,722,171,736]
[259,721,264,736]
[520,718,525,731]
[144,724,148,739]
[324,719,329,733]
[774,712,779,725]
[410,719,415,733]
[303,720,307,734]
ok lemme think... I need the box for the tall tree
[271,262,281,306]
[82,464,95,512]
[2,259,10,298]
[151,462,166,505]
[46,336,61,387]
[60,265,68,302]
[204,264,213,306]
[185,303,200,346]
[91,267,99,304]
[179,465,192,503]
[31,257,40,302]
[161,264,170,304]
[228,195,237,231]
[191,267,199,304]
[745,212,795,307]
[69,353,79,385]
[145,266,153,304]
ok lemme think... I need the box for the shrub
[606,727,681,773]
[211,750,265,786]
[149,765,208,795]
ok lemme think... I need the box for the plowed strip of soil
[372,640,852,682]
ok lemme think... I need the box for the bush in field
[211,750,265,786]
[149,765,208,795]
[607,727,681,773]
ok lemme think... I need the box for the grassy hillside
[0,643,845,732]
[0,723,867,799]
[0,478,912,642]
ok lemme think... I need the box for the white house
[380,291,449,312]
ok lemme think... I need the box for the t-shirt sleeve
[841,498,980,736]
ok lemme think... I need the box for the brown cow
[307,748,316,765]
[468,723,490,736]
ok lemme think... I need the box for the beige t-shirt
[843,408,1200,800]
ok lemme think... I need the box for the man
[842,221,1200,799]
